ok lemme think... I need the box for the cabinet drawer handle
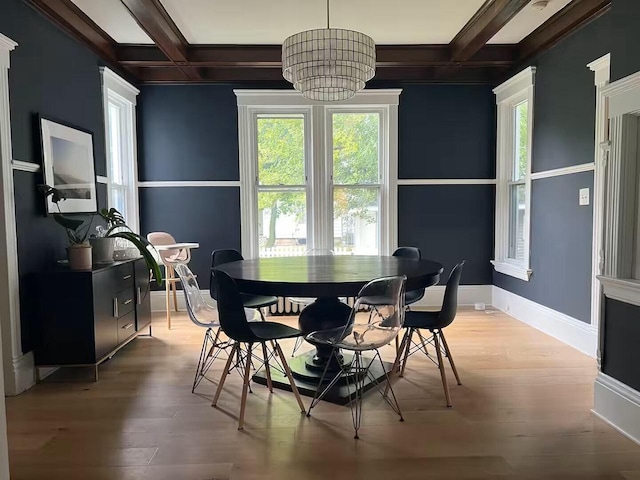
[122,275,132,280]
[123,299,133,305]
[122,322,134,330]
[137,287,142,305]
[113,298,118,318]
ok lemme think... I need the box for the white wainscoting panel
[492,286,597,357]
[593,372,640,446]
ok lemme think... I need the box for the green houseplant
[39,185,162,284]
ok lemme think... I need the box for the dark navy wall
[494,172,594,321]
[493,13,610,323]
[1,0,110,351]
[398,85,495,179]
[138,83,496,289]
[398,185,494,284]
[610,0,640,82]
[603,299,640,392]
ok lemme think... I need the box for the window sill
[491,260,532,281]
[597,276,640,308]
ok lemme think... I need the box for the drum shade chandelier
[282,0,376,101]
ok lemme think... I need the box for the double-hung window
[492,67,535,281]
[236,90,400,259]
[100,67,140,232]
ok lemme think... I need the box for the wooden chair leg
[439,330,461,386]
[213,343,238,407]
[238,344,253,430]
[164,266,171,330]
[399,328,414,378]
[433,331,452,407]
[274,342,306,414]
[261,342,273,393]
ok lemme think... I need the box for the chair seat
[405,288,425,305]
[240,294,278,309]
[403,310,440,329]
[249,321,302,341]
[307,322,400,352]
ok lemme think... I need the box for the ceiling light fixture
[282,0,376,102]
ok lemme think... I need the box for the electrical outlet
[579,188,590,206]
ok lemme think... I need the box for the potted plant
[38,185,95,270]
[39,185,163,284]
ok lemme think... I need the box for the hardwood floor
[6,309,640,479]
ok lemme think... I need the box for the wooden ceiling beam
[117,44,517,68]
[119,0,200,79]
[518,0,611,62]
[24,0,118,63]
[450,0,530,62]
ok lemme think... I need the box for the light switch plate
[579,188,590,206]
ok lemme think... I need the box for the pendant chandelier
[282,0,376,102]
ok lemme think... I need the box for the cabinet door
[134,258,152,331]
[92,270,121,360]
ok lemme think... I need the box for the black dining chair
[212,270,306,430]
[391,261,465,407]
[210,249,278,322]
[392,247,425,307]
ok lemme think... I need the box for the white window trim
[491,67,536,281]
[99,67,140,233]
[235,89,401,259]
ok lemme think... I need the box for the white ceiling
[70,0,153,44]
[69,0,574,46]
[489,0,573,44]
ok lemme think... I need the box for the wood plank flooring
[6,309,640,479]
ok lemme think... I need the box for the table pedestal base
[252,351,393,405]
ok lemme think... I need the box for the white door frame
[587,53,611,368]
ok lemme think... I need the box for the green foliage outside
[257,113,379,248]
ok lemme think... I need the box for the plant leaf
[53,214,85,231]
[109,232,163,287]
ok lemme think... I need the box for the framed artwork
[40,117,97,214]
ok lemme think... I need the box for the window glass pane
[108,102,123,185]
[257,116,305,186]
[112,188,126,218]
[258,190,306,257]
[508,183,526,262]
[332,113,379,185]
[514,101,528,181]
[333,187,379,255]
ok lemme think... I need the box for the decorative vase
[67,244,92,271]
[90,237,115,264]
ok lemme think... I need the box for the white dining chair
[147,231,195,330]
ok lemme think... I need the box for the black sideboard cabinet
[34,258,152,378]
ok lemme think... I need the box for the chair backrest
[214,270,258,343]
[392,246,421,260]
[174,264,218,328]
[147,232,184,264]
[306,248,334,256]
[437,261,466,329]
[210,249,244,301]
[336,275,406,350]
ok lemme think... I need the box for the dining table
[214,254,443,404]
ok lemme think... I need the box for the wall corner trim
[593,372,640,446]
[492,286,597,357]
[598,276,640,307]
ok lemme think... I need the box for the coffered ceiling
[26,0,611,84]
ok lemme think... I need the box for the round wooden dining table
[214,255,444,404]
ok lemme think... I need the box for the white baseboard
[593,372,640,446]
[5,351,35,396]
[412,284,493,309]
[492,286,597,357]
[151,285,494,313]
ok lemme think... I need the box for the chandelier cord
[327,0,330,29]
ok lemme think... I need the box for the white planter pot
[67,244,92,271]
[91,237,115,264]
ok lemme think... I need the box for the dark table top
[214,255,444,297]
